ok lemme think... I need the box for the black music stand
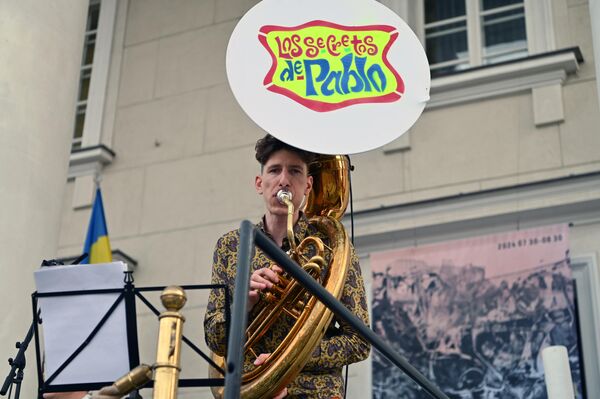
[32,271,229,398]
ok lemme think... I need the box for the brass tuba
[210,155,352,398]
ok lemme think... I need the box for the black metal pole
[32,295,43,399]
[123,274,141,370]
[123,273,141,399]
[1,321,34,398]
[13,370,22,399]
[254,228,450,399]
[223,220,255,399]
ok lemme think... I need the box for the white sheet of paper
[34,262,131,385]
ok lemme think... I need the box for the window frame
[74,0,118,151]
[382,0,557,71]
[478,2,528,65]
[72,2,98,150]
[68,0,124,209]
[422,0,530,76]
[377,0,578,131]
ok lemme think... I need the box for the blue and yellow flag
[83,187,112,264]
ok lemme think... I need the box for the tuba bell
[209,154,352,398]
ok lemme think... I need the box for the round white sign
[226,0,430,154]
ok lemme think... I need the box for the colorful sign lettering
[259,21,404,112]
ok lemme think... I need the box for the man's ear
[255,175,263,194]
[305,175,313,195]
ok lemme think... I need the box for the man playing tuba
[204,134,370,398]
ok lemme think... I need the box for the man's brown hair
[255,134,316,168]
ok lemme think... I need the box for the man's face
[255,149,313,217]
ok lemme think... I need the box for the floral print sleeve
[304,247,371,370]
[203,234,236,356]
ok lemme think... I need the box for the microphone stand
[1,321,34,399]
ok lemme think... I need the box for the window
[424,0,527,77]
[380,0,579,124]
[73,0,101,150]
[68,0,120,208]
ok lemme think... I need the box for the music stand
[32,270,229,398]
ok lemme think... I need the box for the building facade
[1,0,599,398]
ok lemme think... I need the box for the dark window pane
[425,0,466,23]
[426,21,468,65]
[74,106,86,139]
[482,0,523,11]
[79,75,91,102]
[88,3,100,31]
[483,9,526,49]
[83,34,96,66]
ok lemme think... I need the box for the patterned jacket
[204,214,370,398]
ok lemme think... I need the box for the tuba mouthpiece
[277,189,292,204]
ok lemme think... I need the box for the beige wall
[0,2,87,398]
[590,0,600,105]
[53,0,599,397]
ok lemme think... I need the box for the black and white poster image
[370,225,584,399]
